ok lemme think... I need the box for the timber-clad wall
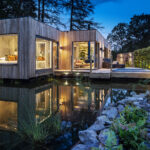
[0,17,110,79]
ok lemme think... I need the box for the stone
[117,105,124,113]
[88,116,112,131]
[147,133,150,140]
[130,91,137,96]
[146,90,150,96]
[98,129,118,146]
[102,107,118,120]
[99,143,105,150]
[78,130,99,146]
[71,144,89,150]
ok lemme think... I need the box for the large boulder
[78,130,99,146]
[102,107,118,120]
[71,144,89,150]
[88,116,111,131]
[98,129,118,146]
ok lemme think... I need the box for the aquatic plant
[19,113,61,144]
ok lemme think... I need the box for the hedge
[134,46,150,69]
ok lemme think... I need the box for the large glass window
[0,34,18,64]
[53,42,58,69]
[73,42,95,69]
[36,38,52,69]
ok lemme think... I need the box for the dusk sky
[92,0,150,38]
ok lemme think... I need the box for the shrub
[112,106,148,150]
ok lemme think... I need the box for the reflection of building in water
[36,89,52,123]
[0,84,110,131]
[0,101,17,131]
[53,85,110,120]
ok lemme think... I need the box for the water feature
[0,78,148,150]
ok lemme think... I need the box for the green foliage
[112,106,148,150]
[134,46,150,69]
[104,130,123,150]
[0,0,36,19]
[108,14,150,57]
[19,113,61,144]
[121,106,147,124]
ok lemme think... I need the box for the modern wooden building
[0,17,111,79]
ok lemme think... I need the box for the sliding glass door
[73,42,97,69]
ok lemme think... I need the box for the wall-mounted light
[60,46,65,50]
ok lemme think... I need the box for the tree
[63,0,101,31]
[107,23,129,51]
[126,14,150,51]
[0,0,36,19]
[36,0,65,28]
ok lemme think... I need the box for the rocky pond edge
[72,91,150,150]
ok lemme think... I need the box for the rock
[66,121,72,128]
[99,143,105,150]
[130,91,137,96]
[88,116,112,131]
[102,107,118,120]
[147,133,150,140]
[98,129,118,146]
[146,90,150,96]
[78,130,99,146]
[117,105,124,113]
[71,144,89,150]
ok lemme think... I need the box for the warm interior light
[64,72,69,75]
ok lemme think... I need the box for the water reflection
[0,83,109,132]
[0,80,146,150]
[0,101,17,131]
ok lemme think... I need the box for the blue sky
[93,0,150,38]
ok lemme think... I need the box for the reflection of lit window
[0,34,18,64]
[36,38,52,69]
[0,101,17,131]
[35,89,52,123]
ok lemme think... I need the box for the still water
[0,79,148,150]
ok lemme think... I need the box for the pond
[0,78,148,150]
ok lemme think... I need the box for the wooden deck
[54,68,150,79]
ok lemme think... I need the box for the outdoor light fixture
[64,81,69,85]
[76,82,80,85]
[76,72,80,75]
[64,72,69,75]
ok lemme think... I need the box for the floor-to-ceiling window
[0,34,18,64]
[53,42,59,69]
[73,42,96,69]
[36,38,52,69]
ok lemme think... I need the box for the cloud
[93,0,120,5]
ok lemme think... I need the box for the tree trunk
[70,0,74,31]
[38,0,41,21]
[41,0,45,22]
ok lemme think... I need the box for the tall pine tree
[63,0,101,30]
[37,0,65,28]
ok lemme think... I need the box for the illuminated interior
[73,42,95,69]
[0,34,18,64]
[36,38,52,69]
[53,42,58,69]
[35,89,52,123]
[0,101,17,131]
